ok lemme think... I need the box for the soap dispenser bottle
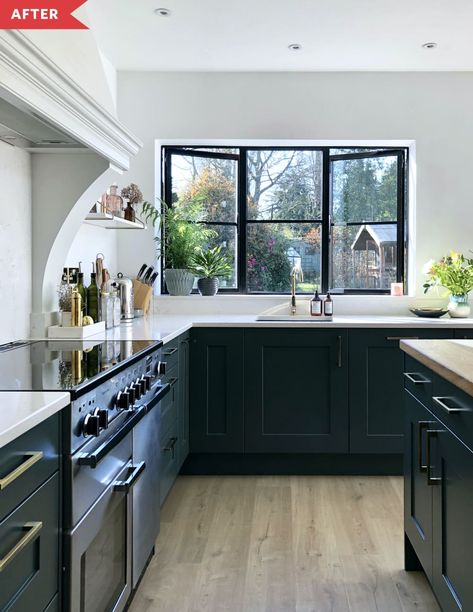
[324,292,333,317]
[310,290,322,316]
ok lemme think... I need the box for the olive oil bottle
[87,263,100,323]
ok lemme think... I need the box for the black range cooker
[0,338,170,612]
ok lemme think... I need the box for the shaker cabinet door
[244,329,348,453]
[190,329,244,453]
[432,428,473,612]
[404,390,438,581]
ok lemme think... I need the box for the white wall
[0,141,31,343]
[65,224,118,281]
[117,71,473,297]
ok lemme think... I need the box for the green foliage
[423,252,473,296]
[190,246,232,279]
[141,200,215,270]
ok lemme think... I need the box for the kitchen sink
[256,303,333,322]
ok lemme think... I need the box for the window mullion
[321,148,331,293]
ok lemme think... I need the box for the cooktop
[0,339,162,396]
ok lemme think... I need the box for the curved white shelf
[84,212,146,230]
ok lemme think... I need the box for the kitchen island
[401,338,473,612]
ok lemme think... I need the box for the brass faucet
[290,265,303,315]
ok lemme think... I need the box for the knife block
[133,279,153,315]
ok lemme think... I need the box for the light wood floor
[129,476,439,612]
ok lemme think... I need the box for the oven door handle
[114,461,146,492]
[78,407,147,469]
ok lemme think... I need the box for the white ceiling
[87,0,473,72]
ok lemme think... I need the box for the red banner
[0,0,88,29]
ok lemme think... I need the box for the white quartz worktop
[88,313,473,344]
[0,392,70,449]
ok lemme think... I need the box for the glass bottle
[76,272,87,317]
[105,184,123,216]
[87,267,100,323]
[310,290,322,316]
[324,292,333,316]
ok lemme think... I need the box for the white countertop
[88,313,473,344]
[0,392,70,449]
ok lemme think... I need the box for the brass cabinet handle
[0,452,43,491]
[404,372,431,385]
[426,430,442,486]
[0,521,42,572]
[433,396,469,414]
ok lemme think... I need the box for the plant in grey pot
[191,246,232,296]
[142,200,215,295]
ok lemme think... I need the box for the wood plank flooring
[129,476,439,612]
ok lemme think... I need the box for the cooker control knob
[82,413,100,437]
[116,390,130,410]
[128,385,137,404]
[143,375,152,391]
[131,381,142,401]
[93,407,109,430]
[138,377,147,395]
[157,361,167,376]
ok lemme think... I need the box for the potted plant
[191,246,232,296]
[142,200,215,295]
[423,251,473,317]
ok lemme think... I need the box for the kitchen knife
[142,266,154,285]
[137,263,147,280]
[148,271,159,286]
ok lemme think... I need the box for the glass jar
[111,289,121,327]
[101,291,113,329]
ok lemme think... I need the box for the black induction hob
[0,339,163,398]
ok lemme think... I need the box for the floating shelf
[84,212,146,230]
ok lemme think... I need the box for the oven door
[67,457,145,612]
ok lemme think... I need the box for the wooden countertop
[401,339,473,397]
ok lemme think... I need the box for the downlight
[154,8,171,17]
[422,42,437,49]
[288,43,302,51]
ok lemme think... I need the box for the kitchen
[1,2,473,611]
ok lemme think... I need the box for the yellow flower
[450,251,460,262]
[422,259,435,275]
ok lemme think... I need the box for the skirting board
[181,453,403,476]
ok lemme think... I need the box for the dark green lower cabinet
[349,329,453,454]
[244,329,348,453]
[432,427,473,611]
[404,390,438,581]
[190,329,244,453]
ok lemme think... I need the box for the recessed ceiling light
[154,7,171,17]
[422,42,437,49]
[288,43,302,51]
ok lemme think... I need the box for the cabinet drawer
[0,414,60,522]
[160,422,179,505]
[431,376,473,451]
[404,355,434,410]
[160,372,179,435]
[162,341,179,371]
[0,473,59,612]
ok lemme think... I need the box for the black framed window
[162,145,407,294]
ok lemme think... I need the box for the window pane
[247,150,323,220]
[331,224,398,290]
[331,155,398,224]
[170,153,237,223]
[203,224,238,289]
[247,223,321,293]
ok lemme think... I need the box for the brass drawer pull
[163,347,178,356]
[433,396,469,414]
[0,452,43,491]
[386,336,420,341]
[0,521,43,572]
[404,372,431,385]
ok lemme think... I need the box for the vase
[197,277,219,296]
[448,294,471,318]
[124,202,136,222]
[165,269,194,295]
